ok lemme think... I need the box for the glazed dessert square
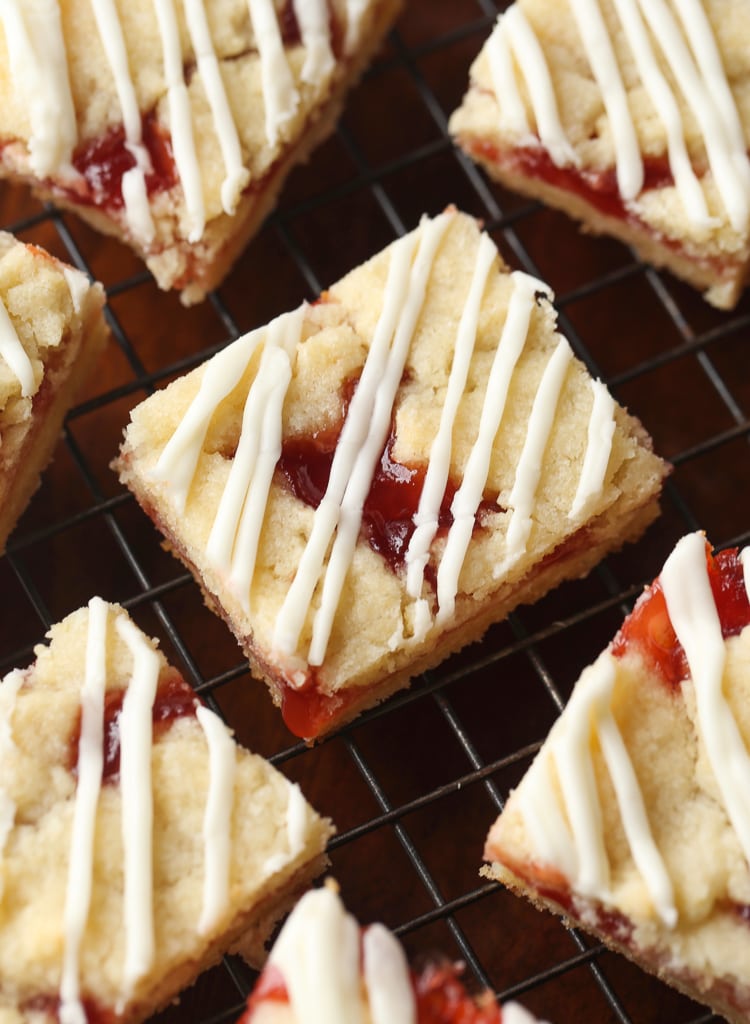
[238,882,550,1024]
[0,598,332,1024]
[449,0,750,309]
[484,532,750,1024]
[0,231,108,553]
[116,208,668,740]
[0,0,401,305]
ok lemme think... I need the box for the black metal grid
[1,2,749,1023]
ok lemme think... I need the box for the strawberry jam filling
[241,957,503,1023]
[611,542,750,689]
[68,666,200,782]
[63,111,178,212]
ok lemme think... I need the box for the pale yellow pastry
[484,532,750,1024]
[0,599,332,1024]
[0,232,108,552]
[238,882,550,1024]
[0,0,402,304]
[115,208,668,741]
[449,0,750,309]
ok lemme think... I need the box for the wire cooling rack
[2,2,749,1022]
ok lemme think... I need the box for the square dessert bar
[0,232,108,553]
[116,208,668,740]
[0,598,332,1024]
[238,883,551,1024]
[0,0,401,304]
[450,0,750,309]
[484,532,750,1024]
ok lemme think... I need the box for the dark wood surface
[1,2,747,1022]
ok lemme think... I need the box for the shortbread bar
[449,0,750,309]
[0,232,108,552]
[0,0,401,304]
[116,208,668,740]
[239,883,550,1024]
[484,532,750,1024]
[0,599,332,1024]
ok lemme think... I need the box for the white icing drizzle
[183,0,249,215]
[273,213,451,667]
[206,307,304,612]
[62,267,90,317]
[196,705,237,935]
[661,532,750,865]
[498,336,573,575]
[518,650,677,926]
[405,231,497,605]
[267,887,416,1024]
[608,0,710,224]
[0,298,35,398]
[486,0,750,231]
[493,7,577,168]
[435,272,550,624]
[568,0,643,199]
[59,598,109,1024]
[248,0,300,147]
[262,781,310,877]
[90,0,156,244]
[344,0,370,53]
[0,669,24,905]
[362,923,417,1024]
[569,378,615,521]
[151,322,268,511]
[296,0,336,83]
[636,0,750,232]
[0,1,78,177]
[115,614,160,997]
[486,16,531,139]
[153,0,206,242]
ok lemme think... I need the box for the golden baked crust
[449,0,750,309]
[483,533,750,1024]
[115,208,668,740]
[0,232,108,553]
[0,0,402,304]
[0,599,333,1024]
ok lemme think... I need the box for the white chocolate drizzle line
[568,0,643,200]
[268,887,417,1024]
[206,306,304,613]
[569,378,615,521]
[487,0,750,230]
[742,546,750,599]
[116,614,160,998]
[0,669,24,906]
[297,0,336,82]
[90,0,156,244]
[273,212,452,667]
[518,649,677,926]
[153,0,205,242]
[262,781,310,877]
[490,8,577,169]
[248,0,299,148]
[405,231,496,608]
[59,597,109,1024]
[435,271,552,625]
[196,705,236,934]
[0,1,77,178]
[183,0,249,215]
[661,532,750,865]
[498,336,573,576]
[0,299,35,398]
